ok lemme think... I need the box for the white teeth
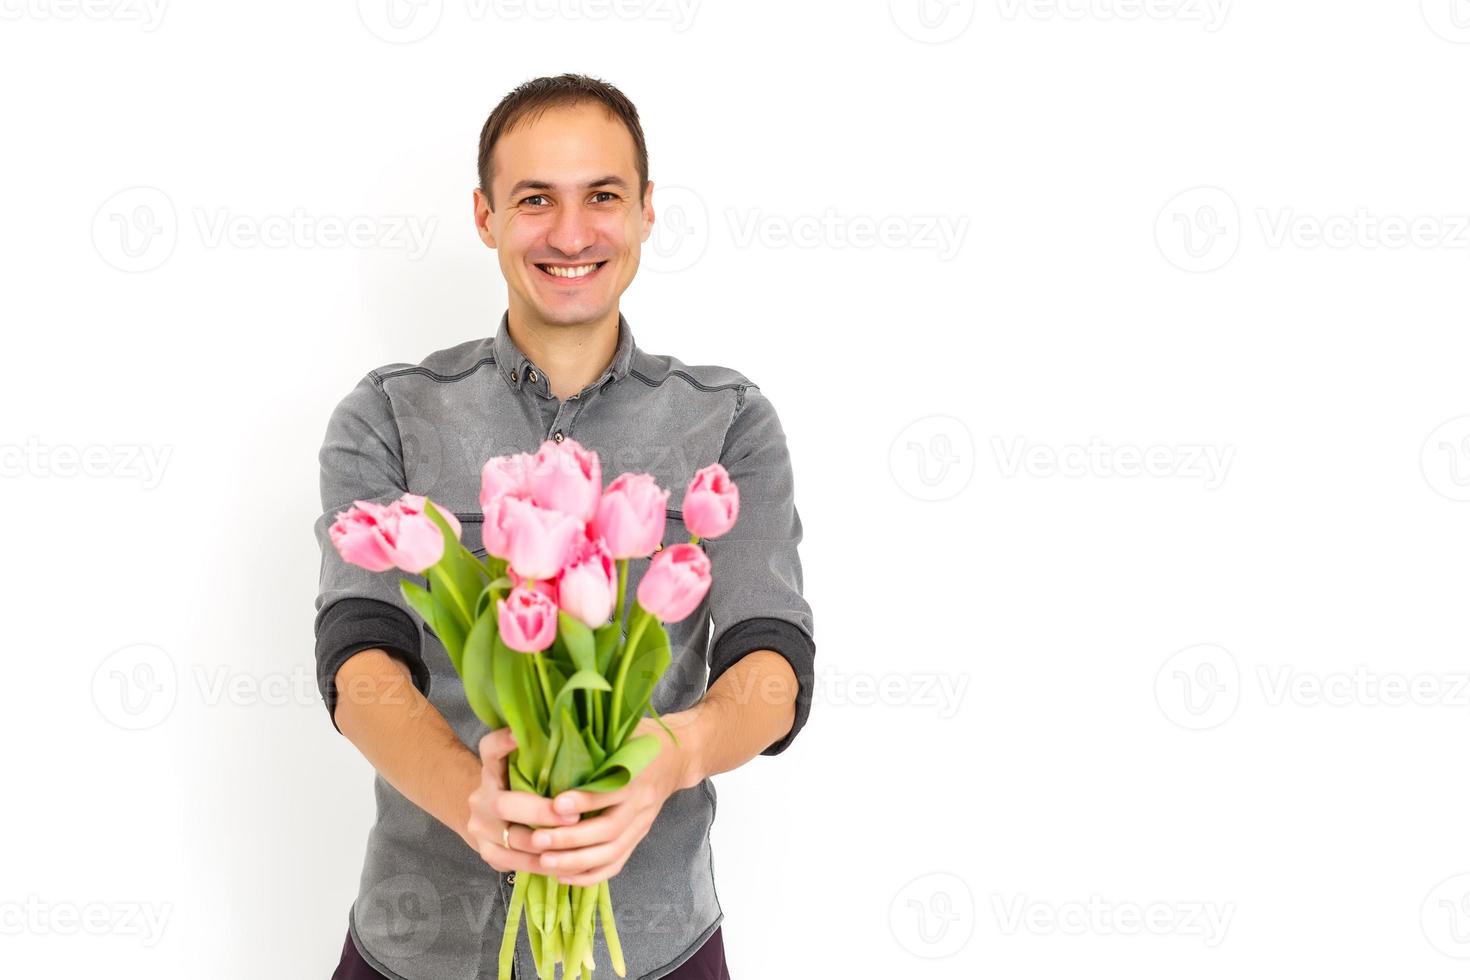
[542,263,600,279]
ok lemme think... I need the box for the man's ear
[640,179,655,243]
[473,188,497,249]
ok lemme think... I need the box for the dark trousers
[332,924,729,979]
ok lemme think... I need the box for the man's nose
[546,203,594,257]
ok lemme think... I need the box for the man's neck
[506,304,620,402]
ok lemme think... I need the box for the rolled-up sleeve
[313,371,430,733]
[703,383,816,756]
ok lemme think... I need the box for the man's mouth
[535,261,607,282]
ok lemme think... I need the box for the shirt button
[552,430,564,442]
[510,370,518,382]
[506,872,515,885]
[528,368,538,383]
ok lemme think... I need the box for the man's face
[475,102,654,328]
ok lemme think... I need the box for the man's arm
[671,649,799,790]
[333,648,483,851]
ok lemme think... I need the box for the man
[313,73,816,979]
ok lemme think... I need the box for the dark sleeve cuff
[707,617,815,756]
[314,597,428,734]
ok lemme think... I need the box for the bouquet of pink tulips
[329,437,740,980]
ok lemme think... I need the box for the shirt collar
[492,309,637,397]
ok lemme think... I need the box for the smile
[536,261,607,282]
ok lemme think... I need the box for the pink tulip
[480,452,534,511]
[528,437,602,522]
[509,565,559,606]
[682,463,739,539]
[502,496,585,580]
[480,491,524,560]
[497,585,558,653]
[636,543,712,622]
[557,534,616,628]
[592,472,669,560]
[329,494,461,575]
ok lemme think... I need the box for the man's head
[474,74,654,330]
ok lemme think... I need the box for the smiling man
[313,74,816,980]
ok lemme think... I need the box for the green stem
[532,651,554,713]
[599,880,626,977]
[498,870,528,980]
[608,611,651,747]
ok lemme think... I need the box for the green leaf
[422,500,488,625]
[492,632,546,771]
[594,621,620,675]
[506,750,537,793]
[547,669,612,722]
[618,620,671,732]
[550,709,595,797]
[558,611,599,673]
[461,613,502,729]
[577,734,661,793]
[400,579,466,672]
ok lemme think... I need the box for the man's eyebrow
[505,175,631,198]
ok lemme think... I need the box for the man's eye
[592,192,618,203]
[521,195,548,207]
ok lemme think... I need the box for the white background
[3,1,1470,977]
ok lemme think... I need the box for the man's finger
[495,789,581,828]
[524,809,625,853]
[551,784,633,817]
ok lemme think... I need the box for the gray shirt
[312,310,816,979]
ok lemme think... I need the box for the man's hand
[465,727,582,874]
[521,709,702,887]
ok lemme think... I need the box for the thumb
[478,727,517,782]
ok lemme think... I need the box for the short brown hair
[477,73,648,211]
